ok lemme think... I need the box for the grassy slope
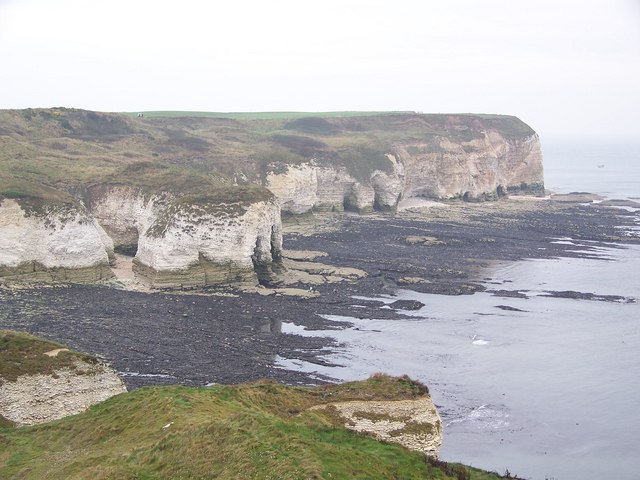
[0,108,536,207]
[0,375,513,480]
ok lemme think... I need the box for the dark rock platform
[1,199,638,390]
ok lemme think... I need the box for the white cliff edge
[266,133,543,214]
[312,397,443,458]
[0,198,112,281]
[0,360,126,426]
[89,185,284,288]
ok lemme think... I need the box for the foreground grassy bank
[0,373,515,479]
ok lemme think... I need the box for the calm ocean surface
[278,140,640,479]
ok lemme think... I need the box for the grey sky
[1,0,639,140]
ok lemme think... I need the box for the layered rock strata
[0,198,113,282]
[266,155,406,214]
[266,132,543,214]
[396,132,544,201]
[0,357,126,426]
[133,198,283,288]
[312,398,443,458]
[0,110,543,285]
[87,185,283,288]
[0,187,283,288]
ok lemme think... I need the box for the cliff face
[396,131,543,201]
[0,362,126,426]
[312,397,442,458]
[265,131,543,214]
[266,154,406,214]
[87,185,283,288]
[0,109,543,286]
[0,185,283,288]
[0,330,127,426]
[0,198,113,281]
[87,185,165,256]
[134,198,282,288]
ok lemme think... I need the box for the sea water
[277,140,640,479]
[543,138,640,200]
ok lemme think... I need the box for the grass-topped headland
[0,330,99,385]
[0,371,519,479]
[0,108,538,209]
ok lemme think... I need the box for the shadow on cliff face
[251,232,285,287]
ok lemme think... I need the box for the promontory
[0,109,543,288]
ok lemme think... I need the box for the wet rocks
[541,290,636,303]
[389,300,425,310]
[495,305,526,312]
[405,236,444,246]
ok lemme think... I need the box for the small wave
[447,404,510,429]
[471,335,489,345]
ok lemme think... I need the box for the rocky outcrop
[0,361,126,426]
[86,185,283,288]
[87,184,165,256]
[0,198,113,282]
[396,132,544,201]
[265,164,318,214]
[266,156,405,214]
[0,330,127,426]
[265,131,543,214]
[134,198,283,288]
[0,185,284,288]
[0,110,543,286]
[312,398,443,458]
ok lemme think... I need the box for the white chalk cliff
[0,111,543,287]
[312,397,443,458]
[0,186,283,287]
[266,132,543,214]
[89,185,283,287]
[0,361,126,426]
[0,198,113,281]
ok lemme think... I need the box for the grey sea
[277,139,640,480]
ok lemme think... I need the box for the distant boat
[597,164,605,168]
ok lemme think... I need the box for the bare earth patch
[43,348,69,357]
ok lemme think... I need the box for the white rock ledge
[0,362,127,426]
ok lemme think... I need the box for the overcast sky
[1,0,639,140]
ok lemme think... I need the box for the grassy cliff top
[121,110,409,119]
[0,330,98,384]
[0,371,516,479]
[0,108,537,206]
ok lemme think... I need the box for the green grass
[0,375,516,480]
[0,330,99,384]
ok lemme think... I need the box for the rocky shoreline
[1,196,638,390]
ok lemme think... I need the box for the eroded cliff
[87,184,282,288]
[0,330,126,426]
[0,198,113,282]
[0,109,544,286]
[265,116,543,214]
